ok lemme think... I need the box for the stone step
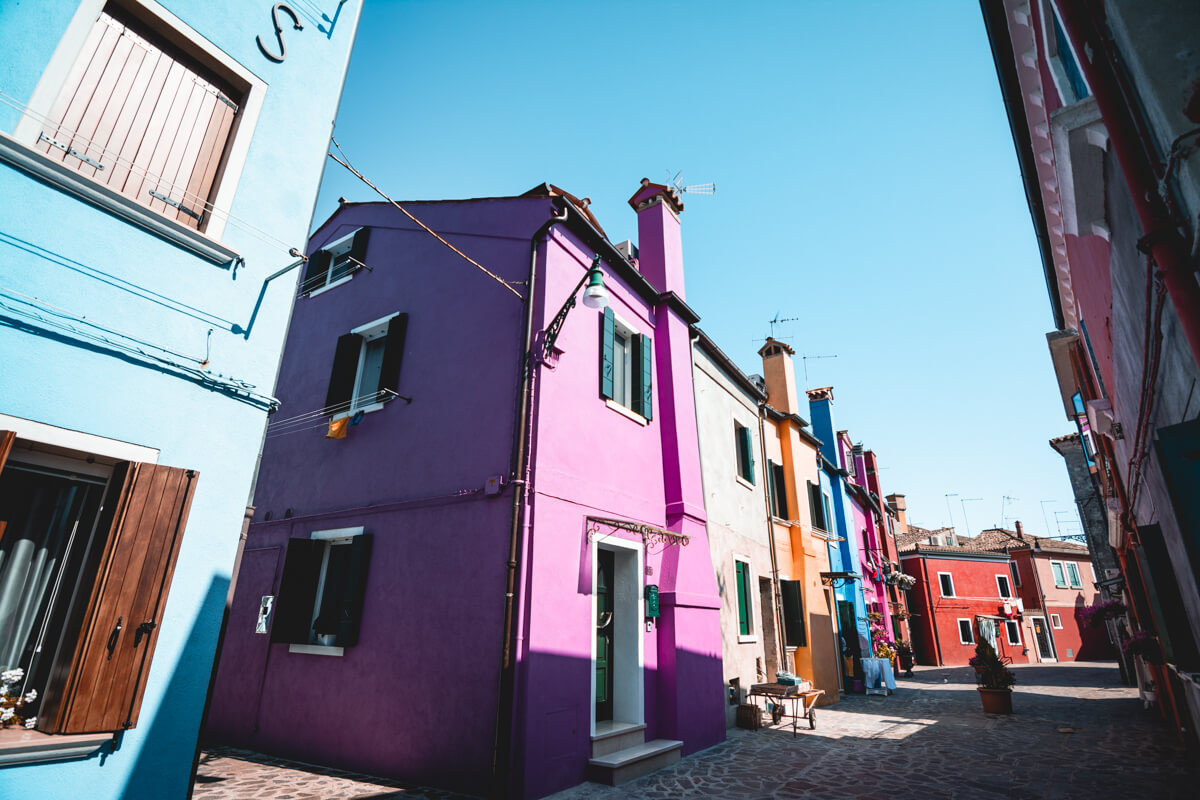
[590,721,646,757]
[586,738,683,786]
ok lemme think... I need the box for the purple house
[205,180,726,798]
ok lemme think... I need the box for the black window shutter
[767,463,778,514]
[349,227,371,266]
[600,307,615,399]
[271,539,324,644]
[336,533,373,647]
[809,482,825,530]
[303,249,332,292]
[780,580,807,647]
[773,463,788,518]
[638,333,653,420]
[377,313,409,396]
[325,332,363,412]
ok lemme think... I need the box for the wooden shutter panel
[0,430,14,473]
[303,249,332,293]
[767,464,778,515]
[1156,419,1200,576]
[809,482,824,530]
[349,227,371,267]
[773,463,788,518]
[637,333,653,420]
[377,313,409,397]
[40,463,198,734]
[600,307,615,399]
[780,580,807,647]
[336,533,373,647]
[735,562,750,635]
[325,333,363,412]
[738,426,755,485]
[270,539,323,644]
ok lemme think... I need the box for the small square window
[939,572,955,598]
[1005,620,1021,645]
[958,619,974,644]
[1051,614,1063,629]
[996,574,1012,599]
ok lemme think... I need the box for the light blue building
[0,2,360,797]
[805,388,872,681]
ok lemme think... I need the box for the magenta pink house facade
[204,181,725,798]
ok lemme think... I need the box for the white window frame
[308,228,366,297]
[1039,0,1091,106]
[957,618,974,645]
[996,574,1013,600]
[603,310,648,423]
[1005,620,1022,646]
[938,572,956,598]
[1050,560,1068,588]
[1051,613,1063,629]
[1065,562,1082,589]
[333,312,400,420]
[734,420,755,489]
[287,526,364,657]
[734,555,757,644]
[9,0,266,252]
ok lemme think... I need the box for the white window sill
[737,634,759,644]
[0,132,239,265]
[0,728,110,766]
[735,475,755,491]
[333,401,386,422]
[605,399,648,426]
[307,274,354,298]
[288,643,344,657]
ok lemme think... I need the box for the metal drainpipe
[919,553,945,667]
[1056,0,1200,366]
[492,203,569,798]
[756,404,790,676]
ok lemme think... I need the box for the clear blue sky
[312,0,1083,539]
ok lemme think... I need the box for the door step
[590,721,645,757]
[586,739,683,786]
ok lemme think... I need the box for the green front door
[596,549,614,721]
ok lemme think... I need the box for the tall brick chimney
[628,178,686,297]
[758,338,799,414]
[886,493,908,530]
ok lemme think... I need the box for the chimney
[1015,520,1024,538]
[757,338,798,413]
[628,178,686,297]
[886,493,908,530]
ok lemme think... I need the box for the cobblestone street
[194,663,1197,800]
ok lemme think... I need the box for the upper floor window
[303,228,371,295]
[808,481,826,531]
[1064,561,1083,589]
[768,460,788,519]
[1042,1,1091,105]
[996,574,1013,599]
[33,3,247,232]
[1049,560,1081,588]
[734,422,755,484]
[600,307,652,420]
[938,572,955,598]
[326,312,408,418]
[1010,560,1022,588]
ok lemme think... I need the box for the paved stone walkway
[195,662,1197,799]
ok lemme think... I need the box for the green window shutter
[739,426,755,484]
[735,561,751,636]
[271,539,324,644]
[1051,562,1066,587]
[638,333,653,420]
[780,579,807,647]
[600,307,615,399]
[325,332,363,412]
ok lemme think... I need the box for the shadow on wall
[1074,593,1117,661]
[122,576,229,800]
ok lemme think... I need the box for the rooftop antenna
[767,312,800,339]
[1039,499,1055,537]
[802,353,837,388]
[960,497,983,537]
[666,169,716,196]
[944,493,959,531]
[1001,495,1019,528]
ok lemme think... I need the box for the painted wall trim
[0,412,159,463]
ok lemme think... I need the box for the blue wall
[0,2,360,797]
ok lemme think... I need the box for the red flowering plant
[1079,599,1126,628]
[1121,631,1163,664]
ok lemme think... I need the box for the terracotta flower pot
[978,687,1013,714]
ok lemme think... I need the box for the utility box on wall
[644,584,659,618]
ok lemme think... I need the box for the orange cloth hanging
[325,417,349,439]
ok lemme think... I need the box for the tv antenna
[802,353,837,388]
[666,170,715,196]
[766,312,800,339]
[1000,495,1020,527]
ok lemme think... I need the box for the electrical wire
[327,137,523,299]
[264,389,400,436]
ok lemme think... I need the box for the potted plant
[1121,631,1163,665]
[972,641,1016,714]
[1079,599,1126,628]
[895,639,915,676]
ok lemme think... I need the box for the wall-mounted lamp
[541,254,609,360]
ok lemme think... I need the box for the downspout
[756,404,789,675]
[1056,0,1200,366]
[493,202,569,797]
[919,553,945,666]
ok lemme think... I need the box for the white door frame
[590,534,644,736]
[1029,615,1057,662]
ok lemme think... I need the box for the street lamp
[541,254,609,359]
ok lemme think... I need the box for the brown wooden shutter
[0,431,13,544]
[39,462,198,733]
[38,9,240,230]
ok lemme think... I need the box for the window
[808,481,826,531]
[1090,563,1096,583]
[734,422,755,484]
[0,429,197,735]
[600,307,652,419]
[958,619,974,645]
[1042,0,1091,105]
[843,443,855,478]
[272,528,373,651]
[938,572,955,598]
[1065,562,1082,589]
[734,560,754,637]
[1050,561,1068,588]
[29,3,248,232]
[779,580,807,647]
[1051,614,1063,629]
[303,228,371,295]
[326,312,409,417]
[1010,560,1022,588]
[1005,620,1022,645]
[996,574,1012,599]
[768,461,788,518]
